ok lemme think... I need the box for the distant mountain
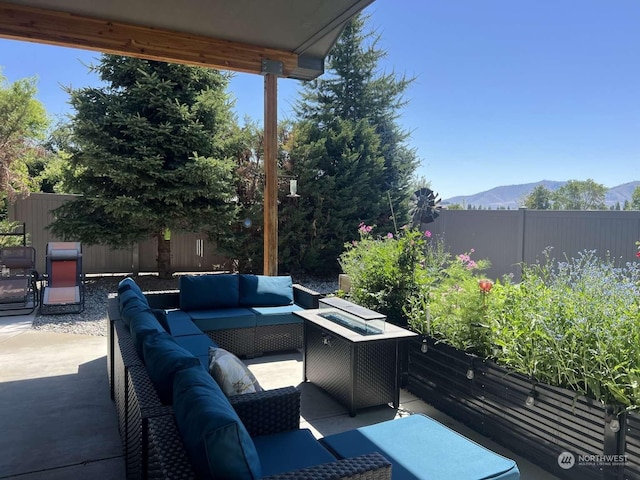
[442,180,640,209]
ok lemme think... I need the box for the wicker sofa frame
[108,297,392,480]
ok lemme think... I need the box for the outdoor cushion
[150,308,170,331]
[164,310,204,336]
[142,330,200,404]
[179,274,239,310]
[174,333,217,359]
[128,309,165,357]
[208,347,262,396]
[117,277,147,304]
[120,295,152,327]
[250,305,303,326]
[118,289,141,312]
[322,414,520,480]
[239,274,294,307]
[189,308,256,331]
[253,428,336,477]
[173,365,262,480]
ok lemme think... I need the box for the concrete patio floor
[0,312,560,480]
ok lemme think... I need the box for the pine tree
[49,55,239,278]
[280,14,418,274]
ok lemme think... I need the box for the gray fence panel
[428,210,524,281]
[523,210,640,267]
[430,209,640,281]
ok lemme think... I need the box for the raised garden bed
[407,336,629,480]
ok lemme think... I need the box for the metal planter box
[407,336,627,480]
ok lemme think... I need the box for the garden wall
[9,193,229,274]
[428,209,640,281]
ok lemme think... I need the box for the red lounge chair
[0,246,38,315]
[40,242,85,314]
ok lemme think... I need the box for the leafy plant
[340,226,446,326]
[491,250,640,408]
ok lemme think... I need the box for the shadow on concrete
[0,356,124,479]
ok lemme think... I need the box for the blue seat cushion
[174,334,217,358]
[189,308,256,331]
[173,366,262,480]
[253,428,336,477]
[321,414,520,480]
[179,274,239,310]
[128,310,165,358]
[142,331,201,404]
[164,310,204,336]
[239,275,294,307]
[250,305,303,326]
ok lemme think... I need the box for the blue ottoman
[321,414,520,480]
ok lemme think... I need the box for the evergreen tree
[631,186,640,210]
[281,14,418,274]
[49,55,238,278]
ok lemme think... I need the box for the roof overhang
[0,0,375,80]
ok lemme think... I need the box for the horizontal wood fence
[9,193,229,274]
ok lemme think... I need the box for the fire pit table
[296,302,417,417]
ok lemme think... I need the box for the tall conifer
[49,55,238,278]
[281,14,417,274]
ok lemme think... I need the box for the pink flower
[424,230,432,238]
[466,260,477,270]
[636,251,640,258]
[352,241,358,246]
[365,225,373,233]
[387,232,394,239]
[470,248,475,253]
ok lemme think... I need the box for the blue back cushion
[120,295,152,328]
[239,275,294,307]
[173,366,261,479]
[128,309,164,358]
[142,331,200,404]
[118,277,148,304]
[180,274,240,310]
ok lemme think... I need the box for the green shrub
[339,225,447,326]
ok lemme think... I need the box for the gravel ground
[33,273,338,337]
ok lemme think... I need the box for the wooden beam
[0,3,299,76]
[263,74,278,276]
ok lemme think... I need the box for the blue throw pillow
[142,331,200,404]
[118,289,140,313]
[173,366,262,479]
[179,274,240,310]
[239,275,294,307]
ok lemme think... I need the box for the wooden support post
[263,73,278,276]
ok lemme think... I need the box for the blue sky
[1,0,638,198]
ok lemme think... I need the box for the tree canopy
[49,55,239,277]
[0,72,49,210]
[551,179,607,210]
[280,14,418,274]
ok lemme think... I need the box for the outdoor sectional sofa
[107,274,392,479]
[107,274,521,480]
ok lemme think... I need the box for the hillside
[442,180,640,209]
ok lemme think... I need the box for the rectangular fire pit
[296,307,416,416]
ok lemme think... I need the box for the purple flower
[424,230,432,238]
[387,232,394,239]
